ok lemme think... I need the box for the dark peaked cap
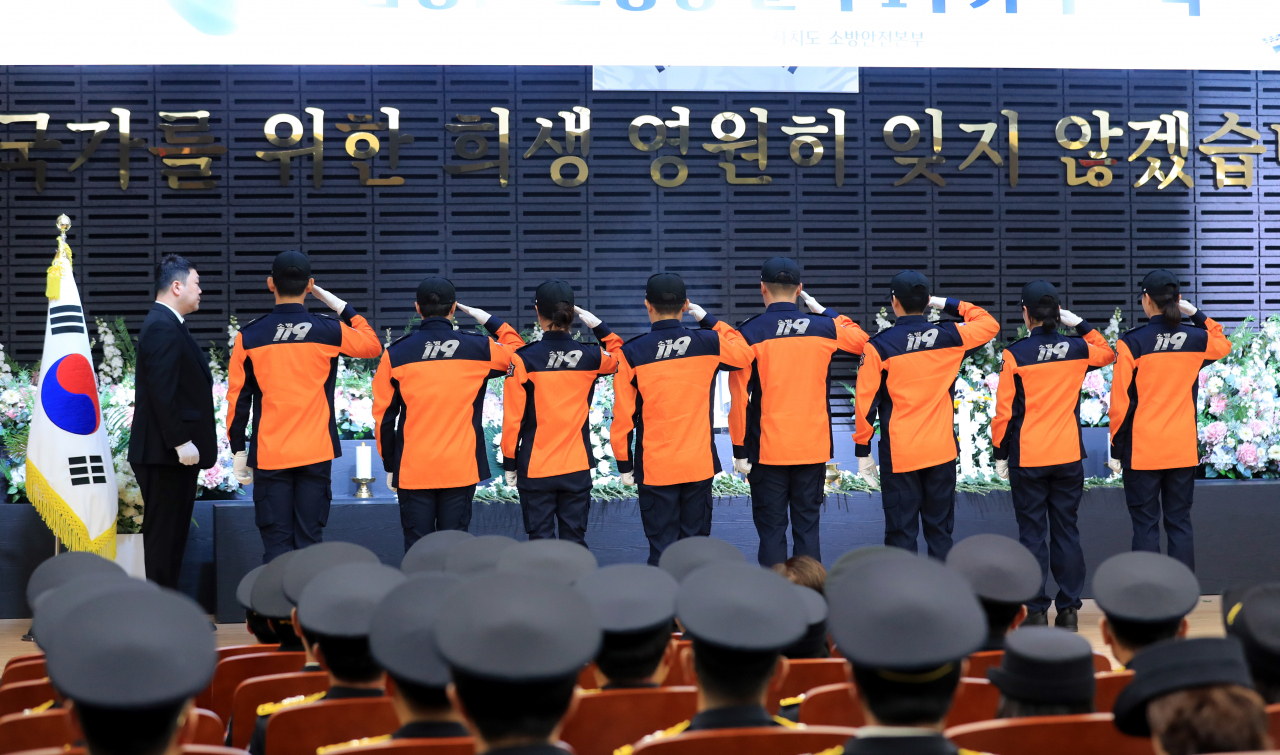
[45,589,216,708]
[369,573,464,688]
[33,575,153,647]
[27,551,124,609]
[436,573,601,680]
[1113,637,1253,737]
[576,564,679,634]
[497,539,598,585]
[1092,552,1199,623]
[677,563,808,651]
[947,533,1041,604]
[1233,582,1280,682]
[658,536,745,583]
[987,627,1095,704]
[828,555,986,668]
[402,530,474,574]
[296,562,406,638]
[251,550,299,619]
[827,546,914,592]
[237,564,268,610]
[446,535,518,577]
[283,542,379,604]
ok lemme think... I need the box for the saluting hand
[799,290,825,315]
[685,302,708,323]
[574,306,602,329]
[455,303,491,326]
[1178,299,1198,316]
[927,296,947,310]
[1058,308,1083,328]
[310,285,347,314]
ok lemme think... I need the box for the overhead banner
[593,66,859,92]
[4,0,1278,69]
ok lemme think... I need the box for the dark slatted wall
[0,66,1277,427]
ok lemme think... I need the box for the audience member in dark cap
[43,589,216,755]
[657,536,745,583]
[1226,582,1280,703]
[26,551,124,611]
[781,585,830,660]
[988,627,1095,718]
[576,564,680,690]
[827,556,987,754]
[1114,638,1270,755]
[771,554,827,595]
[947,534,1041,647]
[446,534,518,577]
[250,562,406,755]
[1093,552,1198,668]
[825,546,913,594]
[369,573,469,740]
[33,574,153,650]
[249,551,308,654]
[436,573,601,755]
[497,539,598,585]
[237,564,279,645]
[401,529,474,574]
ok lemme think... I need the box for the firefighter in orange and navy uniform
[1109,269,1231,570]
[612,273,754,565]
[227,251,384,562]
[502,280,623,546]
[728,257,870,566]
[372,277,524,551]
[991,281,1115,629]
[853,270,1000,559]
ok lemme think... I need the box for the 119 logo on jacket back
[1154,332,1188,351]
[273,322,313,342]
[546,350,583,369]
[422,339,460,359]
[774,318,810,336]
[1037,342,1070,361]
[906,329,939,351]
[655,336,691,359]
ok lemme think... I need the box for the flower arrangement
[1196,316,1280,479]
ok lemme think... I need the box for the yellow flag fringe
[25,460,116,559]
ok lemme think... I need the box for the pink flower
[1209,395,1228,416]
[1202,422,1228,444]
[1237,442,1260,467]
[1249,419,1269,437]
[984,373,999,392]
[1081,371,1105,396]
[1199,371,1208,388]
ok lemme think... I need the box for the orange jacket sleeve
[1109,339,1136,443]
[225,331,254,454]
[990,349,1018,459]
[710,318,754,369]
[371,349,398,463]
[502,354,529,465]
[596,326,622,375]
[1082,327,1116,368]
[487,319,525,353]
[611,351,638,472]
[337,307,384,359]
[727,363,752,451]
[951,299,1001,350]
[1199,313,1231,362]
[852,342,884,455]
[833,314,870,355]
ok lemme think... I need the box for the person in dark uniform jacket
[575,563,680,689]
[435,571,602,755]
[1092,552,1198,669]
[248,551,309,655]
[826,554,989,755]
[236,565,279,645]
[129,254,216,589]
[1224,582,1280,704]
[946,534,1041,649]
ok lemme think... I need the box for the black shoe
[1054,607,1079,632]
[1022,610,1048,626]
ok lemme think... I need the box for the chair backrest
[1093,652,1115,673]
[775,659,851,705]
[182,747,259,755]
[578,663,599,690]
[797,683,864,728]
[0,680,58,719]
[946,678,1000,728]
[265,697,399,755]
[662,641,693,687]
[219,644,280,662]
[1267,702,1280,744]
[231,672,329,748]
[1095,671,1135,714]
[0,709,77,755]
[946,713,1154,755]
[964,651,1004,679]
[559,687,698,755]
[3,748,81,755]
[185,709,225,747]
[0,662,48,688]
[2,655,44,675]
[630,726,857,755]
[310,739,474,755]
[209,651,307,725]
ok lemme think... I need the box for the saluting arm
[501,356,529,472]
[1079,324,1116,368]
[945,299,1001,349]
[370,350,400,468]
[728,365,752,459]
[852,344,884,456]
[610,352,638,474]
[990,350,1017,460]
[1108,340,1136,442]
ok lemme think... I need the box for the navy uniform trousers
[399,485,476,552]
[1123,465,1196,570]
[253,461,332,564]
[519,473,591,546]
[879,460,957,560]
[1009,460,1086,613]
[748,462,825,566]
[638,478,713,565]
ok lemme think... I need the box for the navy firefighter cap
[417,277,456,309]
[761,257,802,285]
[889,270,929,303]
[534,279,576,318]
[646,273,686,307]
[272,250,311,283]
[1020,280,1060,309]
[1141,269,1180,297]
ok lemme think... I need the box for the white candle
[356,443,372,479]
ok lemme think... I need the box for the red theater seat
[797,682,864,728]
[1267,702,1280,743]
[945,678,1000,728]
[0,680,58,719]
[1095,670,1135,713]
[230,672,329,748]
[774,659,850,704]
[946,713,1154,755]
[0,709,77,755]
[208,651,306,725]
[311,740,474,755]
[2,655,43,674]
[0,661,47,688]
[264,697,399,755]
[219,644,280,662]
[559,686,698,755]
[965,649,1112,679]
[629,726,857,755]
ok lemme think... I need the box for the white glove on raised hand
[995,459,1009,480]
[175,441,200,466]
[574,306,602,329]
[733,458,752,476]
[454,303,491,325]
[386,473,396,492]
[928,296,947,310]
[799,290,824,315]
[685,302,707,322]
[1107,457,1123,478]
[621,471,636,486]
[1058,308,1083,328]
[1178,299,1197,316]
[232,451,253,486]
[310,285,347,314]
[857,455,879,487]
[504,471,518,487]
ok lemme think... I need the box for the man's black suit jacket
[128,303,217,468]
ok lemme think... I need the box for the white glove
[310,285,347,314]
[1058,308,1083,328]
[175,441,200,466]
[574,306,602,329]
[1178,299,1197,316]
[799,290,824,315]
[621,471,635,486]
[928,296,947,310]
[857,455,879,487]
[1107,457,1123,478]
[733,458,752,476]
[504,471,518,487]
[685,302,707,322]
[386,473,395,492]
[455,303,490,325]
[995,459,1009,480]
[232,451,253,486]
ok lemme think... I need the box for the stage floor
[0,596,1225,672]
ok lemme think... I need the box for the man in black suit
[128,254,216,589]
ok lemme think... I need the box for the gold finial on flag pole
[47,214,74,300]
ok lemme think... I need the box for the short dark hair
[895,290,928,314]
[851,661,962,727]
[272,618,304,652]
[77,700,188,755]
[691,638,778,705]
[981,598,1024,639]
[274,274,308,297]
[246,610,279,645]
[389,673,451,713]
[1148,685,1270,755]
[1027,295,1061,332]
[303,630,382,684]
[996,696,1093,719]
[155,254,194,297]
[596,622,673,684]
[452,669,577,742]
[1107,616,1183,651]
[762,281,800,299]
[418,298,454,319]
[650,300,684,317]
[771,555,827,596]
